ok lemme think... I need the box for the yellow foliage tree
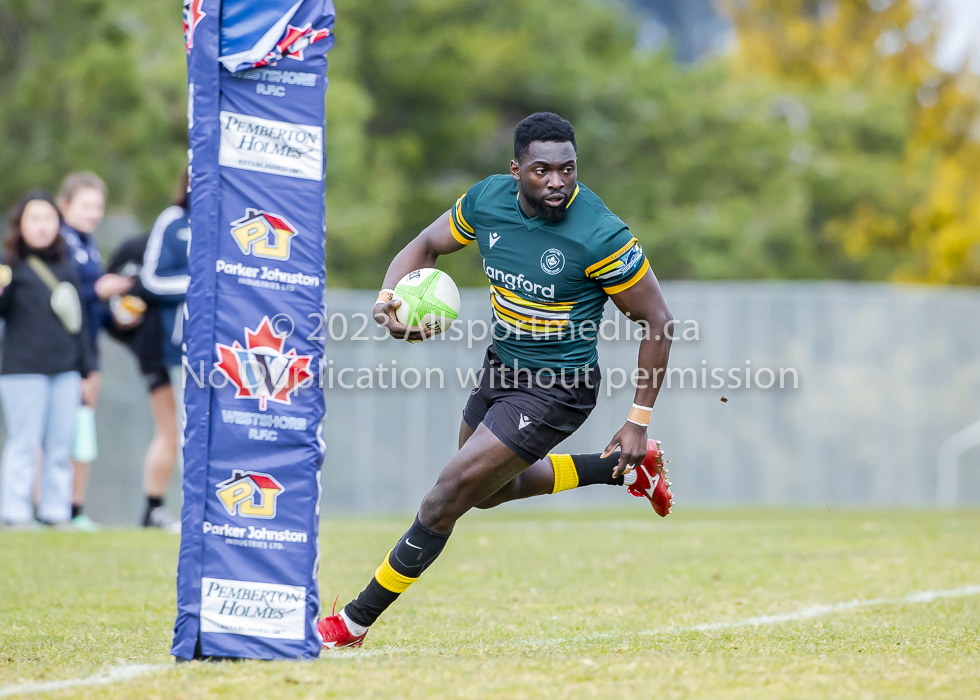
[906,72,980,282]
[725,0,980,283]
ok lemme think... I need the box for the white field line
[338,584,980,657]
[671,584,980,634]
[0,663,167,698]
[3,585,978,689]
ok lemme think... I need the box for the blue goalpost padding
[172,0,334,661]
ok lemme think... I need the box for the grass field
[1,508,979,699]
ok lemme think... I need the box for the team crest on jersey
[216,470,284,519]
[214,317,313,410]
[183,0,205,52]
[585,238,646,284]
[540,248,565,275]
[619,243,644,272]
[230,208,298,261]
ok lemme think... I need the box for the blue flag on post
[172,0,334,661]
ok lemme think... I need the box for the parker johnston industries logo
[216,470,284,519]
[230,208,298,261]
[214,317,313,410]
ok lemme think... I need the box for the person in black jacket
[104,232,180,533]
[0,192,91,527]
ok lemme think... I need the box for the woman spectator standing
[57,172,132,530]
[0,192,91,528]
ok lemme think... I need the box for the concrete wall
[8,281,979,524]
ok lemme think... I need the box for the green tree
[326,0,924,285]
[0,0,187,221]
[0,0,948,286]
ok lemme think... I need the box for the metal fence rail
[6,281,978,524]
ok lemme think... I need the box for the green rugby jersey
[450,174,649,369]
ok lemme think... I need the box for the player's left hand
[601,421,648,479]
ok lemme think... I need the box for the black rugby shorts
[462,345,601,464]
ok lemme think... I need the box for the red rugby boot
[627,439,673,517]
[317,598,368,649]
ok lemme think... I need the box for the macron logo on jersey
[518,414,531,430]
[488,232,500,248]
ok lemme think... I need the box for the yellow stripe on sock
[549,453,579,493]
[374,550,419,593]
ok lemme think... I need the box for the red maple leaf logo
[253,23,332,68]
[214,317,313,410]
[183,0,206,53]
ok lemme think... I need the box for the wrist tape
[626,403,652,427]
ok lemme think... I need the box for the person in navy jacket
[56,172,133,530]
[140,172,190,371]
[135,170,190,532]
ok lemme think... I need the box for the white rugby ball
[393,268,460,337]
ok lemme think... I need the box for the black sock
[550,452,624,492]
[344,515,451,628]
[71,504,83,519]
[143,496,164,526]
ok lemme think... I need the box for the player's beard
[521,186,569,222]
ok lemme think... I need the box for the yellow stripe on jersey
[491,285,575,313]
[585,237,639,277]
[449,216,474,246]
[449,195,476,245]
[492,308,567,334]
[603,258,650,295]
[590,258,626,279]
[549,454,579,493]
[491,299,567,333]
[490,297,538,323]
[487,284,575,337]
[491,310,566,338]
[454,196,474,233]
[489,286,572,332]
[374,551,419,593]
[494,317,565,337]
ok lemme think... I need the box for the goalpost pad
[172,0,335,661]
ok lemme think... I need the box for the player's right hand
[373,300,432,342]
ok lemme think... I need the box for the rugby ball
[393,268,460,337]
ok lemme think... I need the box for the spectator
[104,232,178,533]
[56,172,130,531]
[135,170,190,532]
[0,192,91,528]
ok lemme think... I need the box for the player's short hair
[57,171,107,206]
[513,112,576,162]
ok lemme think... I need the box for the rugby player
[318,112,674,648]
